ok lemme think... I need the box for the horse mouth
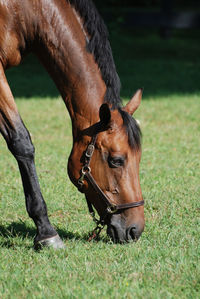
[107,225,119,243]
[106,225,128,243]
[106,224,138,243]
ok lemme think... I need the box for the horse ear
[99,103,111,125]
[124,88,143,115]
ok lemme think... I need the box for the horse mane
[69,0,141,149]
[118,108,141,149]
[69,0,121,109]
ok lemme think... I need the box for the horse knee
[26,200,47,219]
[7,124,35,160]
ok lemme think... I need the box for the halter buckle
[85,144,95,158]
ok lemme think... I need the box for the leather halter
[77,132,144,221]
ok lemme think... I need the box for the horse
[0,0,145,248]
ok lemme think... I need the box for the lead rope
[88,222,105,242]
[86,199,106,241]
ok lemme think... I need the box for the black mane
[69,0,141,149]
[118,108,141,149]
[69,0,121,109]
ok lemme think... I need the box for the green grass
[0,28,200,298]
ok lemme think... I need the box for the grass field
[0,27,200,298]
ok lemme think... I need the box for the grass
[0,27,200,298]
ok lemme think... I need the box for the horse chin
[106,219,126,243]
[106,224,139,243]
[106,225,126,243]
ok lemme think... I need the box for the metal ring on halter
[78,166,91,187]
[107,205,118,214]
[82,166,91,174]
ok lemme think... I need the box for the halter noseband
[77,132,144,223]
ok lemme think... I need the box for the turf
[0,28,200,298]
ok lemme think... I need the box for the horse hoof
[34,234,66,250]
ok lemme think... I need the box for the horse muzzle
[106,214,144,243]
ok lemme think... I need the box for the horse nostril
[126,225,139,242]
[130,228,136,241]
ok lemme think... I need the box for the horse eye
[108,156,124,168]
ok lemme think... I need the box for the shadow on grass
[6,55,59,99]
[5,28,200,100]
[0,221,109,248]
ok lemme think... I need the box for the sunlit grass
[0,94,199,298]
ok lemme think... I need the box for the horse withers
[0,0,144,248]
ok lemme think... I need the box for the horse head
[68,89,145,243]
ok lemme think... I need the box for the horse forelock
[69,0,121,109]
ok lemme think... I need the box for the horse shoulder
[0,2,22,68]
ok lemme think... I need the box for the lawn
[0,27,200,298]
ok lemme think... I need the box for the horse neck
[31,0,106,136]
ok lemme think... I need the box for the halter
[77,131,144,238]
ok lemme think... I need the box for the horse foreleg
[0,63,65,249]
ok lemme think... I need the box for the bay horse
[0,0,145,248]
